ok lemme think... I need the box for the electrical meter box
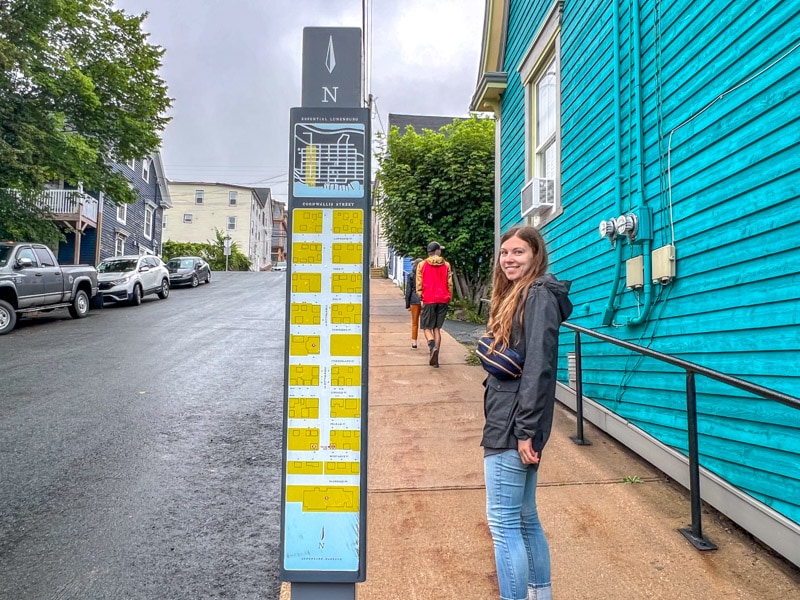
[652,244,676,284]
[625,255,644,289]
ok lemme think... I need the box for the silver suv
[96,255,170,306]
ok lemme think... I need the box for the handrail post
[570,331,591,446]
[679,370,717,550]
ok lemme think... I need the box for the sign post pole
[279,27,370,598]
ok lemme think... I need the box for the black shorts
[420,303,448,330]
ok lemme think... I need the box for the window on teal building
[519,3,562,228]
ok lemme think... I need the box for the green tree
[375,116,495,305]
[0,0,172,241]
[0,189,63,247]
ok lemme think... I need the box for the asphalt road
[0,272,286,599]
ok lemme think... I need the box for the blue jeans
[485,450,552,600]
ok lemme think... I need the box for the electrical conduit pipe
[601,0,625,327]
[627,0,655,326]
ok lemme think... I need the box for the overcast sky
[114,0,486,203]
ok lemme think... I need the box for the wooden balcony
[40,189,99,231]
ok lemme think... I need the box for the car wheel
[68,290,90,319]
[157,278,170,299]
[205,271,212,284]
[130,284,143,306]
[0,299,17,335]
[191,274,199,288]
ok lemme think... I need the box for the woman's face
[499,235,534,281]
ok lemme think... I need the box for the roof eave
[470,72,508,113]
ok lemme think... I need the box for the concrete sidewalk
[282,279,800,599]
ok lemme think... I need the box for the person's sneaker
[411,343,418,350]
[429,347,439,367]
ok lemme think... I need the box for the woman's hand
[518,437,540,465]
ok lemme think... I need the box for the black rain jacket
[480,273,573,459]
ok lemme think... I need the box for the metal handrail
[561,320,800,551]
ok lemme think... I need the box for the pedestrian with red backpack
[415,241,453,368]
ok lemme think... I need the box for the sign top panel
[302,27,362,108]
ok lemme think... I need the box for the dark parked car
[166,256,212,287]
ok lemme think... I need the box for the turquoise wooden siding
[500,0,800,525]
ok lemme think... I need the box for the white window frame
[229,191,238,206]
[195,190,204,204]
[227,216,237,230]
[144,205,154,240]
[163,214,168,229]
[114,233,127,256]
[116,204,127,224]
[127,158,135,170]
[183,213,193,223]
[141,159,150,183]
[518,1,563,228]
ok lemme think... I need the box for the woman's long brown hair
[487,226,549,350]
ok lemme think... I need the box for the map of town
[292,272,322,293]
[330,398,360,418]
[288,397,319,419]
[331,365,361,387]
[293,209,324,234]
[289,364,320,386]
[330,334,361,356]
[291,302,321,325]
[331,303,361,324]
[331,242,362,264]
[286,485,360,512]
[287,427,320,451]
[331,273,362,294]
[290,335,321,356]
[332,209,363,234]
[293,241,323,263]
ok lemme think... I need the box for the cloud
[115,0,486,200]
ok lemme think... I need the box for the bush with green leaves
[162,229,252,272]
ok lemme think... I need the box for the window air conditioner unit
[520,178,555,218]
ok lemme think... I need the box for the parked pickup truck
[0,241,98,335]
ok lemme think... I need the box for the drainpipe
[600,0,625,326]
[627,0,654,326]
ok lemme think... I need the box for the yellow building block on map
[330,334,361,356]
[289,397,319,419]
[290,335,321,356]
[330,429,361,451]
[289,364,320,386]
[291,303,321,325]
[287,461,323,475]
[331,273,363,294]
[332,209,363,233]
[331,303,361,324]
[293,242,323,264]
[286,485,360,512]
[287,427,320,451]
[331,365,361,387]
[330,398,361,418]
[325,461,360,475]
[292,272,322,293]
[293,210,323,234]
[331,242,362,264]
